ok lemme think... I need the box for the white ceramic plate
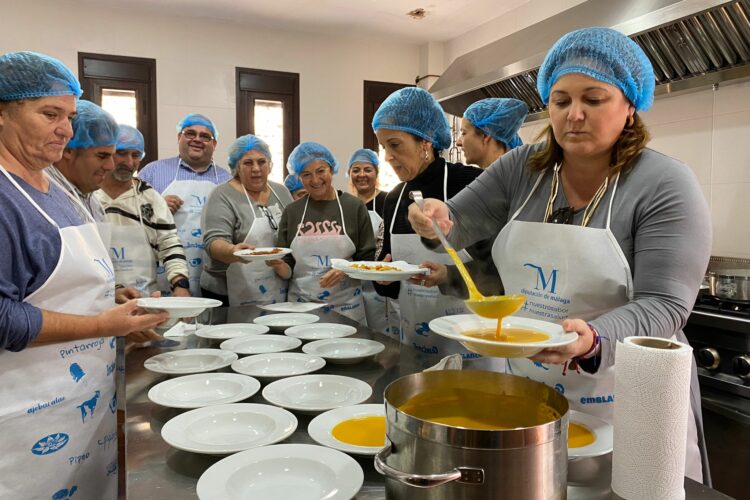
[568,410,613,459]
[147,373,261,409]
[195,323,269,341]
[331,258,428,282]
[308,404,386,456]
[220,335,302,355]
[231,353,325,379]
[284,323,357,341]
[262,374,372,413]
[144,349,238,375]
[253,313,320,330]
[233,247,292,262]
[259,302,326,313]
[196,444,364,500]
[137,297,222,319]
[429,314,577,358]
[302,338,384,364]
[162,403,297,455]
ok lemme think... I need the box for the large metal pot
[705,269,750,301]
[375,370,569,500]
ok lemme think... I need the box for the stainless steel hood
[431,0,750,120]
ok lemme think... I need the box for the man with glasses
[138,113,231,296]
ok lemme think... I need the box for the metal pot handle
[374,441,485,489]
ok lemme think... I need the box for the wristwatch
[171,277,190,291]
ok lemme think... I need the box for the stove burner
[695,294,750,318]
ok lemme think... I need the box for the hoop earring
[627,115,634,128]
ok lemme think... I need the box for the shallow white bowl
[253,313,319,331]
[259,302,326,313]
[302,338,384,364]
[148,373,260,408]
[233,247,292,262]
[231,353,325,379]
[429,314,577,358]
[144,349,238,375]
[196,444,363,500]
[284,323,357,341]
[307,404,386,456]
[161,403,297,455]
[568,410,613,459]
[196,323,269,341]
[262,374,372,414]
[137,297,222,319]
[220,335,302,355]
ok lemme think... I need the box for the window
[363,80,413,192]
[236,68,300,185]
[78,53,157,166]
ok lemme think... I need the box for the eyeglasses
[259,205,278,231]
[547,206,574,224]
[180,129,215,142]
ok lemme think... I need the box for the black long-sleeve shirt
[374,157,501,299]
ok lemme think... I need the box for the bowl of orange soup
[428,314,577,358]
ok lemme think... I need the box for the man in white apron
[46,99,119,247]
[226,184,288,306]
[97,125,190,297]
[288,191,366,323]
[137,114,231,296]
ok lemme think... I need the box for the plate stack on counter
[142,300,388,500]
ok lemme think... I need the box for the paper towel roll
[611,336,693,500]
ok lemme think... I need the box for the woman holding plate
[407,28,711,482]
[201,134,292,307]
[275,142,375,324]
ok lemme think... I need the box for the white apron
[389,164,476,358]
[226,185,288,306]
[362,195,389,333]
[0,167,118,500]
[288,192,366,324]
[492,165,701,480]
[107,183,158,295]
[158,163,219,296]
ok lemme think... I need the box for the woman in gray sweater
[200,135,293,306]
[408,28,711,483]
[275,142,375,324]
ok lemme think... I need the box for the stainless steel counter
[125,305,732,500]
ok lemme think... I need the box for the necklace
[543,163,609,227]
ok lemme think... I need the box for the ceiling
[85,0,530,43]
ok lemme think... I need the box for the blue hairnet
[228,134,272,174]
[348,148,379,170]
[67,100,119,150]
[463,98,528,150]
[287,142,339,175]
[283,174,304,193]
[0,51,82,100]
[176,113,218,139]
[371,87,451,150]
[537,27,655,112]
[115,125,145,159]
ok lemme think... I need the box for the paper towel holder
[629,337,681,350]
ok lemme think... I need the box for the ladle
[409,191,525,338]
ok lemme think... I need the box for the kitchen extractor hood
[431,0,750,120]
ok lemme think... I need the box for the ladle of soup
[409,191,526,339]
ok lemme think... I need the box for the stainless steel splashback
[431,0,750,120]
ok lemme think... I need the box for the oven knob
[697,348,720,370]
[732,355,750,380]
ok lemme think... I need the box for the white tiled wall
[517,80,750,259]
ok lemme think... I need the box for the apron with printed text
[288,192,366,324]
[390,164,477,359]
[158,163,219,296]
[226,185,288,306]
[0,167,118,500]
[362,195,389,333]
[492,165,701,480]
[106,183,158,295]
